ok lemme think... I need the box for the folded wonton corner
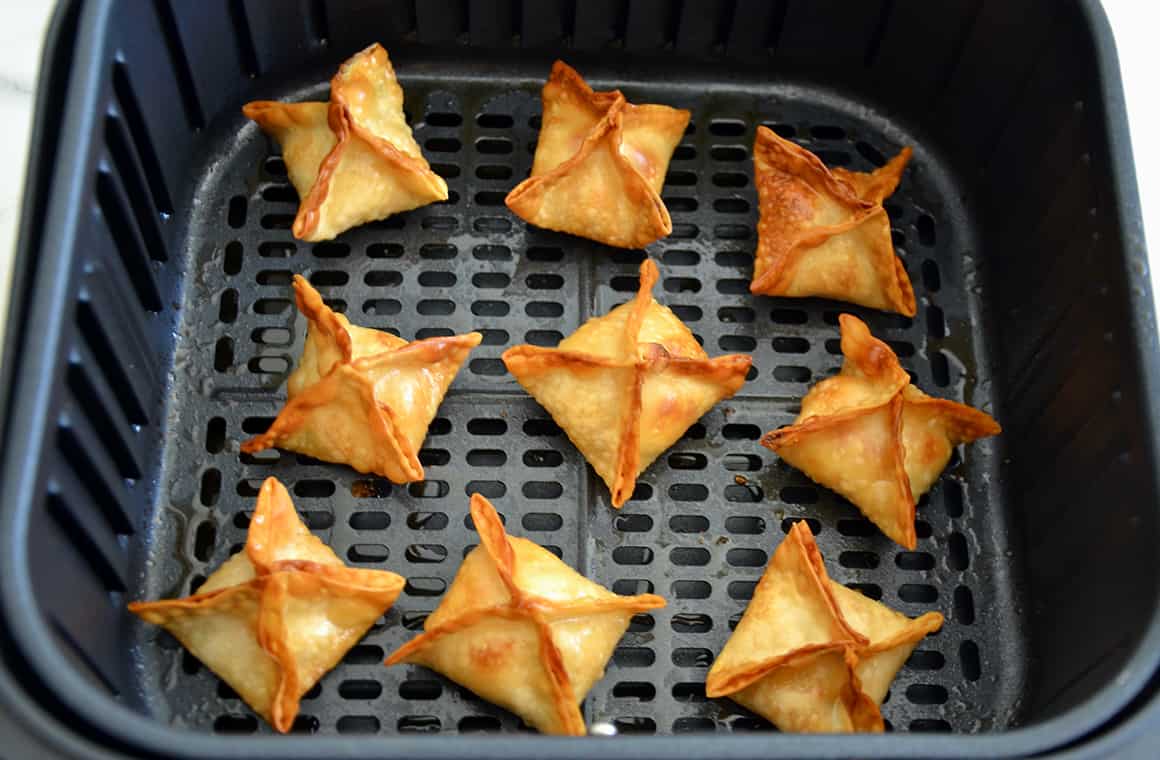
[241,275,480,482]
[243,43,447,242]
[502,258,751,507]
[705,520,943,733]
[385,494,665,735]
[750,125,916,316]
[129,478,404,732]
[762,314,1000,548]
[505,61,690,249]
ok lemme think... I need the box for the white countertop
[0,2,1154,358]
[0,4,52,351]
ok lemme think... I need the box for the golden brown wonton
[241,276,480,482]
[129,478,404,733]
[243,43,447,242]
[706,521,942,733]
[505,61,690,249]
[386,494,665,735]
[750,126,916,316]
[502,259,750,507]
[762,315,1000,548]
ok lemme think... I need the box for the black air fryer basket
[2,0,1159,757]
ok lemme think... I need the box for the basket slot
[30,502,128,695]
[110,62,174,217]
[47,459,129,591]
[56,400,137,535]
[870,0,979,105]
[161,0,251,117]
[103,112,167,262]
[519,0,569,48]
[323,0,414,53]
[935,0,1056,164]
[572,0,628,50]
[113,15,201,199]
[152,0,205,129]
[674,0,731,55]
[776,0,886,66]
[65,357,144,487]
[989,52,1091,217]
[94,170,161,311]
[233,0,316,75]
[77,266,160,421]
[67,344,145,480]
[624,0,680,51]
[467,0,515,46]
[724,0,784,58]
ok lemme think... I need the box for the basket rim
[2,0,1159,757]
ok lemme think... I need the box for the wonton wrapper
[386,494,665,735]
[502,259,750,507]
[706,521,942,733]
[762,315,1000,548]
[243,43,447,242]
[832,147,913,207]
[505,61,690,249]
[750,126,916,316]
[129,478,404,733]
[241,276,480,482]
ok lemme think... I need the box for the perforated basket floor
[131,60,1020,737]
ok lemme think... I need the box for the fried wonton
[750,126,916,316]
[243,43,447,242]
[832,147,914,207]
[129,478,404,733]
[241,276,480,482]
[386,494,665,735]
[762,315,1000,548]
[505,61,690,249]
[706,521,942,733]
[502,259,750,507]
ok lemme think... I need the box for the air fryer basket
[1,0,1158,758]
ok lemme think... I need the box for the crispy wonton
[832,147,913,207]
[241,276,480,482]
[750,126,916,316]
[505,61,690,249]
[706,521,942,732]
[243,43,447,242]
[762,315,1000,548]
[129,478,404,733]
[502,259,750,507]
[386,494,665,735]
